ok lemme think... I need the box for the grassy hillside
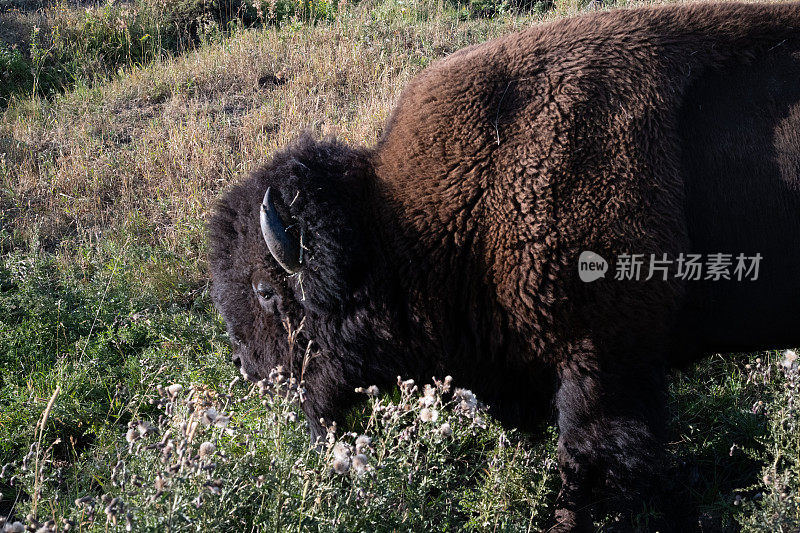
[1,0,798,530]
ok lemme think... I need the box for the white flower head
[332,457,351,474]
[212,413,231,428]
[202,407,219,425]
[332,442,351,461]
[352,454,369,475]
[198,441,216,458]
[420,408,439,422]
[166,384,183,397]
[419,384,437,407]
[782,349,798,369]
[201,408,230,428]
[5,522,24,533]
[442,375,453,392]
[454,388,477,411]
[355,435,372,454]
[136,421,155,437]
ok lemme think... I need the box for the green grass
[1,0,799,530]
[0,232,227,463]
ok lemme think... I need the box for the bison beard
[209,2,800,530]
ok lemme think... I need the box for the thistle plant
[0,371,558,532]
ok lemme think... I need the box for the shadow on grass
[665,356,768,531]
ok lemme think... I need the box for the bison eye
[253,280,275,300]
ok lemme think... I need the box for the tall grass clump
[736,351,800,530]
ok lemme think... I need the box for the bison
[209,2,800,529]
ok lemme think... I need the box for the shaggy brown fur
[209,3,800,530]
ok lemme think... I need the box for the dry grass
[1,0,687,267]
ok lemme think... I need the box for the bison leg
[552,447,596,531]
[554,345,668,531]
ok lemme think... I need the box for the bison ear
[260,187,302,273]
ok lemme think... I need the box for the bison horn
[260,187,302,273]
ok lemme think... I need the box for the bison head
[208,135,401,435]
